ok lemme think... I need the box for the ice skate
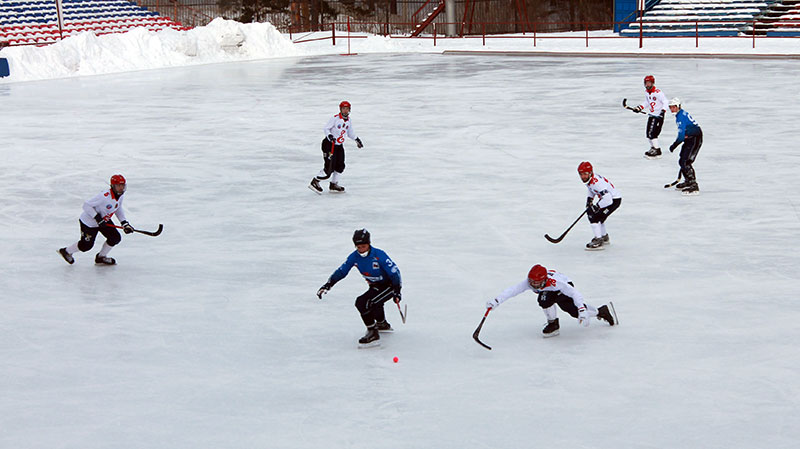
[674,180,690,190]
[358,326,380,348]
[375,320,393,333]
[308,178,323,194]
[597,305,616,326]
[585,237,604,251]
[542,318,560,338]
[602,234,610,245]
[58,247,74,265]
[644,147,662,159]
[681,182,699,196]
[329,182,345,193]
[94,254,116,265]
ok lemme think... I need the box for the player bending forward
[631,75,669,159]
[578,161,622,250]
[317,229,402,348]
[58,174,134,265]
[309,101,364,194]
[668,98,703,195]
[486,264,616,338]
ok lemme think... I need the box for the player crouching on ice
[486,265,616,338]
[58,174,134,265]
[316,229,402,348]
[578,161,622,250]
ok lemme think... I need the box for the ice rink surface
[2,53,800,448]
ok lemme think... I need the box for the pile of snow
[0,18,302,82]
[2,17,799,83]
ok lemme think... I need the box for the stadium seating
[0,0,189,46]
[619,0,771,37]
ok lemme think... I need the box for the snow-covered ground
[1,18,800,83]
[2,19,800,449]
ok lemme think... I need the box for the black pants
[77,220,120,252]
[316,138,345,179]
[538,289,580,319]
[588,198,622,224]
[679,131,703,182]
[355,282,395,326]
[646,113,665,140]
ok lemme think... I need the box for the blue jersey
[328,247,402,288]
[673,109,701,144]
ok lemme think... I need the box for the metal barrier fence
[289,18,800,49]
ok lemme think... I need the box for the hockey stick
[472,308,492,350]
[395,300,407,324]
[622,98,647,115]
[109,223,164,237]
[664,169,682,188]
[544,208,588,244]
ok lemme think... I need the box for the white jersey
[79,189,127,228]
[493,270,584,310]
[586,173,621,208]
[323,113,358,145]
[639,88,669,117]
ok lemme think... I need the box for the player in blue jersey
[317,229,402,348]
[668,98,703,195]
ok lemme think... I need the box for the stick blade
[136,224,164,236]
[622,98,628,107]
[473,332,492,350]
[544,233,563,244]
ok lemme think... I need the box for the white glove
[486,298,500,310]
[578,306,590,327]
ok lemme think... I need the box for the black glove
[590,204,600,215]
[669,142,679,153]
[94,213,110,227]
[355,137,363,149]
[632,105,643,113]
[121,220,134,234]
[393,285,402,303]
[585,198,594,209]
[326,134,335,142]
[317,282,332,299]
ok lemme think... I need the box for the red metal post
[482,22,485,46]
[433,22,436,46]
[332,23,336,46]
[533,21,536,47]
[585,22,589,47]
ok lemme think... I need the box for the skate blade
[585,246,605,251]
[329,190,346,194]
[358,340,381,349]
[608,301,619,326]
[543,330,560,338]
[682,190,700,196]
[377,328,394,333]
[307,185,323,195]
[643,155,662,160]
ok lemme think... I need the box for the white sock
[98,242,113,257]
[649,138,659,148]
[599,222,607,236]
[315,169,328,179]
[543,305,557,321]
[591,223,603,238]
[331,172,341,184]
[67,242,79,254]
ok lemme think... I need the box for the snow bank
[1,18,799,83]
[0,18,303,83]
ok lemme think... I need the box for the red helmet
[339,101,351,109]
[644,75,655,92]
[528,264,548,288]
[110,174,126,185]
[578,161,593,175]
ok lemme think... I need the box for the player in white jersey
[58,174,134,265]
[485,264,615,338]
[631,75,669,159]
[578,161,622,250]
[308,101,364,194]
